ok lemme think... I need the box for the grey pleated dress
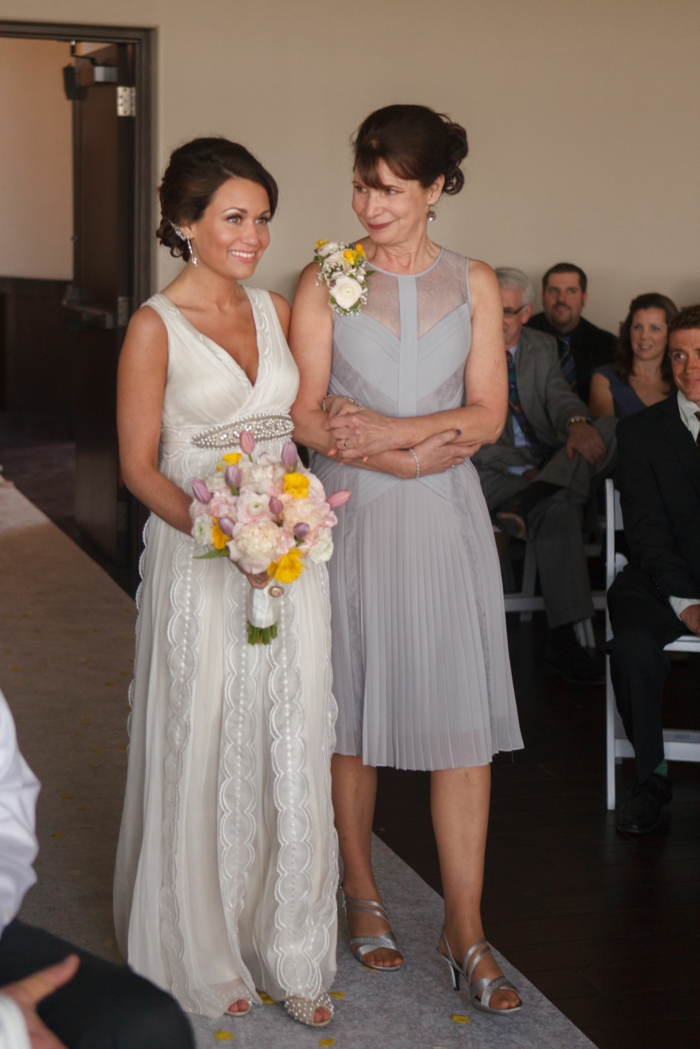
[312,248,523,771]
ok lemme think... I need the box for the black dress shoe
[616,773,673,834]
[544,641,605,684]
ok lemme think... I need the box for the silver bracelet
[321,394,357,412]
[408,447,420,478]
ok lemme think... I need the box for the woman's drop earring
[428,207,437,222]
[170,221,198,266]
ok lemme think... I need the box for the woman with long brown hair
[589,292,677,418]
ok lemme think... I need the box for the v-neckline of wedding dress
[159,288,262,389]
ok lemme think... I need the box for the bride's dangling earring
[170,220,198,266]
[428,206,437,222]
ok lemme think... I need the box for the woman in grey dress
[290,105,523,1013]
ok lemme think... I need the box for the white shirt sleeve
[0,691,39,938]
[0,993,31,1049]
[669,596,700,621]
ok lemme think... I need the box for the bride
[113,138,337,1028]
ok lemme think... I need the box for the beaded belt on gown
[189,412,294,450]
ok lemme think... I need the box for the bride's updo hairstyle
[353,105,468,195]
[156,137,279,262]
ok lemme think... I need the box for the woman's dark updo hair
[156,137,279,261]
[614,292,678,387]
[353,104,468,195]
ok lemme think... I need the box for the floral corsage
[314,240,374,315]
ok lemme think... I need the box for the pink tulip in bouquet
[190,432,350,644]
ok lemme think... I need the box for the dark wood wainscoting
[0,276,74,439]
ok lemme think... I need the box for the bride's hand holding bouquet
[189,433,350,643]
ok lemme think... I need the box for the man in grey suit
[473,267,617,683]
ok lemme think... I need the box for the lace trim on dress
[217,562,262,1002]
[159,534,207,1012]
[307,564,340,969]
[267,588,318,998]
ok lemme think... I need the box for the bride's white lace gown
[113,289,338,1019]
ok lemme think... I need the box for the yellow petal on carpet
[116,744,127,750]
[360,964,377,972]
[81,717,91,726]
[258,992,274,1004]
[319,1040,336,1047]
[51,832,65,838]
[82,658,94,664]
[214,1033,234,1041]
[77,806,86,811]
[329,991,345,999]
[105,682,115,686]
[75,732,82,737]
[452,1014,471,1023]
[93,748,106,754]
[61,793,74,799]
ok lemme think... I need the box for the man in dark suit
[609,304,700,834]
[474,268,617,684]
[527,262,616,404]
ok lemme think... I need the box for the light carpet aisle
[0,480,596,1049]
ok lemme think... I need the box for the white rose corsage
[314,239,374,316]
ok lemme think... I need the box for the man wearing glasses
[473,267,617,684]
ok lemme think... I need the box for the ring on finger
[344,440,349,448]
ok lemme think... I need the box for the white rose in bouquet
[239,461,276,493]
[317,241,340,258]
[192,514,214,546]
[307,527,334,563]
[332,276,363,310]
[228,518,280,573]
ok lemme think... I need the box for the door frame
[0,19,153,308]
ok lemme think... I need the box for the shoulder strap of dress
[142,292,176,327]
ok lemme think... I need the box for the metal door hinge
[116,86,136,117]
[117,296,132,328]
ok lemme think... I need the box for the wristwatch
[567,416,591,427]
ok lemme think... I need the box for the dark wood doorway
[0,19,152,574]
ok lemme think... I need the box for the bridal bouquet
[314,239,374,315]
[190,433,350,644]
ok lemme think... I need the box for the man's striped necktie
[558,334,577,390]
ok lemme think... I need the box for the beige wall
[0,37,72,279]
[1,0,698,329]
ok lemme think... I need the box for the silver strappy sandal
[438,929,522,1015]
[284,993,334,1027]
[344,894,403,972]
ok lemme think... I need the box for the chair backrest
[604,478,627,593]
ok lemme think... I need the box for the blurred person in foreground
[0,688,194,1049]
[474,267,616,684]
[609,304,700,834]
[589,293,677,419]
[527,262,616,404]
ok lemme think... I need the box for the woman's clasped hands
[325,396,481,476]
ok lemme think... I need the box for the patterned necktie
[506,350,537,438]
[696,412,700,448]
[558,334,577,390]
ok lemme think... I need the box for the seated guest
[474,268,616,684]
[528,262,616,404]
[609,304,700,834]
[590,293,678,419]
[0,689,194,1049]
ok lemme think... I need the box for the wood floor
[374,614,700,1049]
[3,428,699,1049]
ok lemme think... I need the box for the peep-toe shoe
[438,929,522,1015]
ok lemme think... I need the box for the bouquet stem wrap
[246,584,281,645]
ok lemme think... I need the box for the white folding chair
[499,531,603,647]
[604,478,700,810]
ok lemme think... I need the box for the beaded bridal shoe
[438,929,522,1015]
[284,993,334,1027]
